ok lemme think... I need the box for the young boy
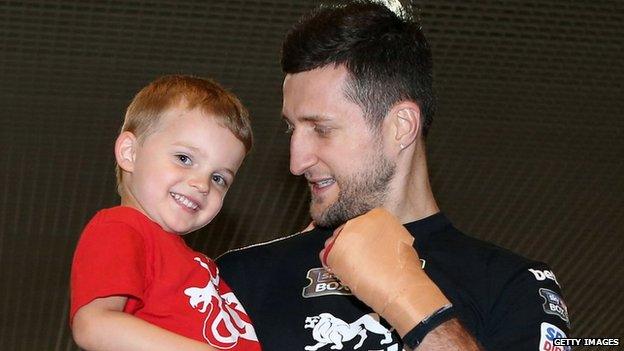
[70,75,261,351]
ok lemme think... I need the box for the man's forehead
[283,65,349,87]
[282,66,355,120]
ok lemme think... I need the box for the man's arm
[416,318,481,351]
[320,208,483,350]
[72,296,216,351]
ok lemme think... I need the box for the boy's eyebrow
[220,168,235,178]
[173,143,202,154]
[173,143,238,156]
[172,143,237,177]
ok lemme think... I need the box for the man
[217,2,569,350]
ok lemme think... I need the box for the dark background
[1,1,622,350]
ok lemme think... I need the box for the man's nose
[289,132,317,176]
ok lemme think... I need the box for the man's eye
[283,120,294,134]
[284,123,294,134]
[212,174,228,187]
[314,125,330,135]
[176,154,192,165]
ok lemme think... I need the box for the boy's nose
[189,176,210,194]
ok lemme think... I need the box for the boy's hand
[319,208,450,336]
[302,221,315,232]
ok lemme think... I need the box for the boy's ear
[115,131,138,173]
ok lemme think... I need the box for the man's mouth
[309,178,336,191]
[316,179,335,187]
[170,192,200,211]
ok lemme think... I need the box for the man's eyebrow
[281,114,329,123]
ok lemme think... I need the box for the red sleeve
[70,215,147,325]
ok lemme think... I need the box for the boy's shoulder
[82,206,158,239]
[89,205,149,226]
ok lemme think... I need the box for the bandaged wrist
[402,304,455,349]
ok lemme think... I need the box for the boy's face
[117,106,246,235]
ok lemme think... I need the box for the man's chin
[309,205,326,225]
[309,202,333,228]
[310,202,349,229]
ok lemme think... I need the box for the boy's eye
[176,154,192,165]
[212,174,228,187]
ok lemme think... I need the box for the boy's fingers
[302,221,315,232]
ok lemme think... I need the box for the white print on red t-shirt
[304,312,394,351]
[184,257,258,348]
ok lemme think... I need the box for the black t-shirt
[217,213,570,350]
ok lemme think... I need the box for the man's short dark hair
[281,1,436,136]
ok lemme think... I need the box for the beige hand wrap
[320,208,450,336]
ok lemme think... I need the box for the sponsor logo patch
[302,260,427,298]
[540,322,570,351]
[529,268,561,287]
[302,268,352,298]
[539,288,570,326]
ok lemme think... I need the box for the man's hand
[319,208,450,337]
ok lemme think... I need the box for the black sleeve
[483,262,570,350]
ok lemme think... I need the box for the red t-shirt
[71,206,261,350]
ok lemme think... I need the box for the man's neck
[384,142,439,224]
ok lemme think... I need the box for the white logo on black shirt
[304,313,394,350]
[529,268,560,287]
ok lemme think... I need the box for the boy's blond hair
[116,75,252,194]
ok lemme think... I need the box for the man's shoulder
[423,223,564,303]
[430,224,541,271]
[426,224,570,334]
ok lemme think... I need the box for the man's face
[282,65,395,228]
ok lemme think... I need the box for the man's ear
[389,101,421,151]
[115,131,138,173]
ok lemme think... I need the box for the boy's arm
[72,296,217,351]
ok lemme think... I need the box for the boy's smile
[170,192,201,211]
[117,104,246,235]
